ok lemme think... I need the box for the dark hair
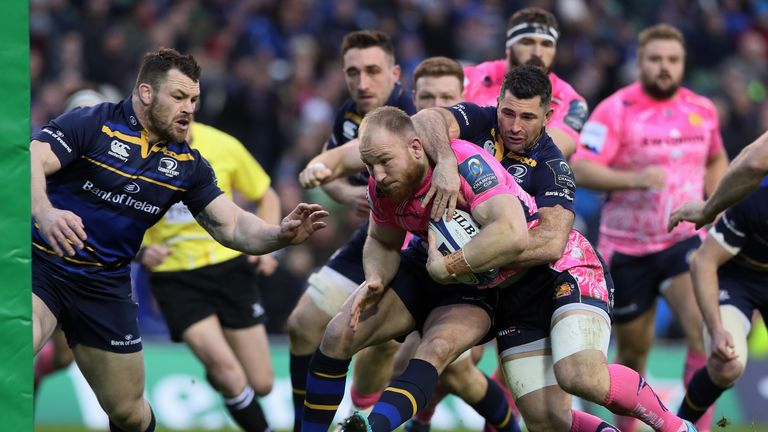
[638,23,685,53]
[413,56,464,89]
[341,30,395,58]
[507,7,559,33]
[135,48,201,90]
[500,65,552,108]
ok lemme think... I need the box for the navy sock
[302,348,351,432]
[224,385,270,432]
[368,359,439,432]
[290,353,312,432]
[677,367,728,423]
[470,374,519,432]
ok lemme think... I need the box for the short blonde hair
[638,23,685,53]
[413,56,464,89]
[359,106,415,149]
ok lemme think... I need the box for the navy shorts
[33,253,142,353]
[325,222,368,285]
[718,263,768,320]
[495,261,612,354]
[391,246,497,343]
[610,235,701,324]
[149,255,267,341]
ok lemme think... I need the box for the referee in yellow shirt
[140,122,280,432]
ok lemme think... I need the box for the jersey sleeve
[181,152,225,216]
[448,103,497,144]
[533,148,576,212]
[710,205,748,256]
[572,96,622,165]
[455,145,515,212]
[32,107,99,168]
[229,138,271,201]
[550,95,589,143]
[706,104,724,159]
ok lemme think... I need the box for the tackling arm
[195,195,327,255]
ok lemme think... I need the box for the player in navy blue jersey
[671,184,768,424]
[31,48,328,432]
[287,31,462,430]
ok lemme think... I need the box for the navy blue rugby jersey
[446,102,575,212]
[326,83,417,186]
[711,185,768,273]
[32,98,223,271]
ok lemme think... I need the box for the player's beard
[641,72,680,100]
[148,97,188,143]
[383,164,425,203]
[509,53,549,73]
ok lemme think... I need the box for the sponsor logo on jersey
[109,140,130,161]
[507,164,528,183]
[158,157,180,177]
[123,182,141,194]
[580,121,607,153]
[82,180,161,215]
[459,155,499,194]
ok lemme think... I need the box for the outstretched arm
[570,158,665,192]
[195,195,328,255]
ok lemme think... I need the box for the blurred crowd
[30,0,768,335]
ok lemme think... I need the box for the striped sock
[302,348,351,432]
[290,353,312,432]
[470,374,519,432]
[368,359,439,432]
[677,367,727,424]
[224,385,270,432]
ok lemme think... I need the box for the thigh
[72,344,146,412]
[182,315,242,372]
[416,303,491,372]
[33,293,58,354]
[609,252,661,324]
[224,323,274,391]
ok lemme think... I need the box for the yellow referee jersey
[142,122,271,272]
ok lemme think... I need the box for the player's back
[575,82,723,256]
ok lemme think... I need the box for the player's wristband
[444,249,473,276]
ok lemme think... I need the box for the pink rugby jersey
[369,139,537,288]
[463,60,588,142]
[573,82,723,258]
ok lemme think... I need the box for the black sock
[224,385,271,432]
[368,359,439,432]
[470,374,518,432]
[302,348,351,432]
[290,353,313,432]
[677,367,728,423]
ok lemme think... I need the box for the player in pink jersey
[463,7,587,159]
[299,106,533,432]
[570,24,729,432]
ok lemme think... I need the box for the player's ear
[392,64,402,81]
[410,137,424,158]
[137,83,153,106]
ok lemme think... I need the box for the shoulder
[680,88,718,115]
[549,72,585,101]
[389,84,417,114]
[463,60,505,81]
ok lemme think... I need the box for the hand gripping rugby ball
[428,209,498,285]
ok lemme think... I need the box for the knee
[319,316,356,358]
[553,367,593,399]
[287,307,312,344]
[708,358,744,388]
[106,397,148,431]
[418,336,456,371]
[439,361,478,397]
[207,361,247,396]
[250,373,274,396]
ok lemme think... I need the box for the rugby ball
[428,209,498,285]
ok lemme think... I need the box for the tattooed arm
[195,195,328,255]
